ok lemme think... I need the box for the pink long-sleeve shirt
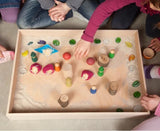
[81,0,160,42]
[155,103,160,116]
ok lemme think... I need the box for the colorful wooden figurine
[62,63,73,87]
[65,77,72,87]
[30,63,42,74]
[55,62,61,72]
[108,49,115,59]
[108,81,119,95]
[97,54,110,67]
[42,64,54,74]
[90,85,97,94]
[97,66,104,77]
[81,70,94,80]
[31,52,38,62]
[58,94,69,108]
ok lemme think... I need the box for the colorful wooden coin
[115,37,121,43]
[125,41,133,48]
[133,91,141,98]
[128,54,135,61]
[86,57,95,65]
[132,80,140,87]
[69,39,76,45]
[53,40,60,46]
[94,38,101,44]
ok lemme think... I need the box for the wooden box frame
[6,29,149,120]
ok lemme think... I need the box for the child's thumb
[54,0,61,5]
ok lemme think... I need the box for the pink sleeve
[155,103,160,116]
[81,0,138,42]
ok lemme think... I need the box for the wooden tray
[7,29,149,120]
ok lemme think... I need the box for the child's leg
[132,116,160,130]
[77,0,100,20]
[0,8,19,23]
[144,65,160,79]
[146,14,160,38]
[111,3,140,29]
[17,0,73,29]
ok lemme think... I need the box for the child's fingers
[0,50,4,58]
[149,94,158,98]
[74,48,81,59]
[49,10,60,16]
[150,45,158,50]
[78,49,85,59]
[54,0,61,5]
[83,49,89,57]
[154,47,160,52]
[151,38,157,43]
[148,42,157,47]
[141,96,150,102]
[49,7,58,13]
[0,45,6,51]
[141,103,148,110]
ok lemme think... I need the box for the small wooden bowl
[143,48,155,59]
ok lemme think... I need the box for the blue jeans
[17,0,100,29]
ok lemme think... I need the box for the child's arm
[75,0,138,59]
[141,94,160,115]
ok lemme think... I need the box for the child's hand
[74,39,91,59]
[141,94,160,111]
[0,45,6,58]
[148,38,160,52]
[0,50,4,58]
[48,0,71,22]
